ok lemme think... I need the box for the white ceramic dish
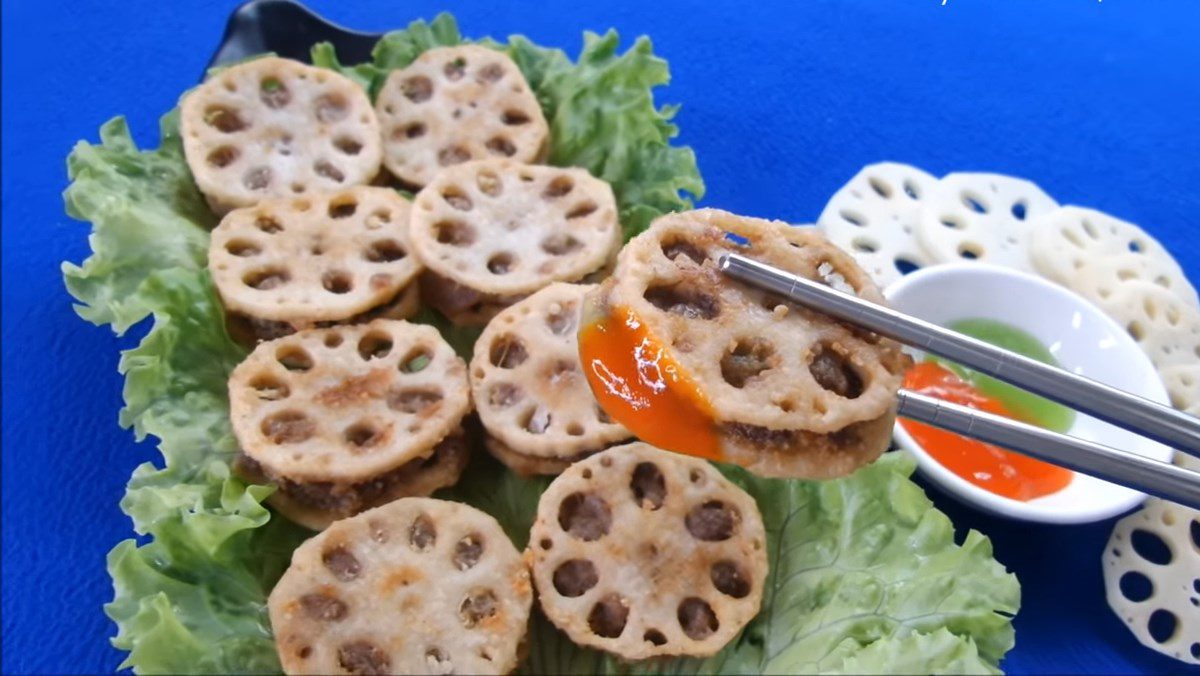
[885,263,1173,524]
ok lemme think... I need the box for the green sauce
[929,318,1076,433]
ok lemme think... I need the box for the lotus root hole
[368,519,389,543]
[500,108,531,126]
[402,76,433,102]
[388,388,443,414]
[566,201,598,219]
[486,136,517,157]
[868,176,893,198]
[630,462,667,510]
[364,239,406,263]
[1012,201,1028,220]
[315,160,345,183]
[711,560,751,598]
[297,646,312,659]
[1147,609,1178,644]
[1130,528,1173,564]
[678,597,719,640]
[261,411,314,444]
[443,57,466,80]
[961,192,988,214]
[313,93,349,123]
[409,514,437,551]
[521,406,552,434]
[333,136,362,155]
[476,170,502,196]
[327,198,357,219]
[207,145,239,168]
[244,266,290,290]
[541,234,583,256]
[242,166,272,191]
[587,594,629,639]
[276,346,313,371]
[661,238,707,266]
[255,215,283,233]
[396,122,426,140]
[808,344,864,399]
[489,335,528,368]
[552,559,598,597]
[644,630,667,646]
[300,592,348,621]
[686,501,739,541]
[567,422,585,436]
[459,589,498,628]
[259,77,290,108]
[249,373,289,400]
[225,239,260,257]
[542,175,573,199]
[322,545,362,581]
[344,422,384,449]
[546,304,577,335]
[487,252,517,275]
[721,338,776,388]
[400,348,433,373]
[478,63,504,82]
[689,469,704,484]
[434,220,476,246]
[1118,571,1153,602]
[453,534,484,570]
[488,383,522,408]
[204,105,247,133]
[324,332,344,348]
[644,284,719,320]
[438,145,471,166]
[322,270,353,294]
[441,187,473,211]
[337,641,389,675]
[558,492,613,541]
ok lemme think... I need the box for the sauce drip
[578,304,722,460]
[901,362,1073,501]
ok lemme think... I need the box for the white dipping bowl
[885,263,1172,524]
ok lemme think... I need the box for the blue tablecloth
[4,1,1199,673]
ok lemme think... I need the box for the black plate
[205,0,380,77]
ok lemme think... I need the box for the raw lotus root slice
[1068,252,1200,311]
[592,209,909,478]
[210,187,422,327]
[228,320,471,486]
[270,497,533,675]
[1161,364,1200,413]
[528,443,767,660]
[915,172,1058,270]
[376,45,549,186]
[816,162,940,288]
[181,57,382,212]
[1102,498,1200,665]
[1029,207,1191,294]
[410,159,621,316]
[471,283,633,474]
[1094,281,1200,370]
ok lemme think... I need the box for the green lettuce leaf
[313,13,704,238]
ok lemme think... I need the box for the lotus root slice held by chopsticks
[470,283,633,474]
[229,321,471,527]
[1102,498,1200,665]
[270,497,532,674]
[915,172,1058,270]
[210,187,422,330]
[375,45,549,187]
[181,57,382,212]
[410,158,621,325]
[528,442,767,659]
[816,162,940,288]
[589,208,910,478]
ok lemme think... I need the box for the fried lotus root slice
[1102,498,1200,665]
[915,172,1058,270]
[180,57,382,212]
[210,188,422,326]
[229,320,471,486]
[376,45,549,187]
[590,209,909,478]
[529,442,767,660]
[471,283,633,473]
[270,497,533,674]
[410,159,621,312]
[816,162,940,288]
[238,429,470,531]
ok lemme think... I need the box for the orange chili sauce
[901,362,1073,501]
[578,304,723,461]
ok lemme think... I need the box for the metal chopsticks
[719,253,1200,510]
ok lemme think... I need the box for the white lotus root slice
[210,188,422,327]
[1102,498,1200,665]
[229,320,471,488]
[376,45,549,186]
[1162,364,1200,414]
[915,172,1058,270]
[529,442,767,660]
[181,57,382,212]
[591,209,910,478]
[1068,252,1200,311]
[470,283,633,474]
[1029,207,1194,300]
[816,162,940,288]
[270,497,533,675]
[411,159,621,323]
[1093,281,1200,370]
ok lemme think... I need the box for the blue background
[3,0,1199,673]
